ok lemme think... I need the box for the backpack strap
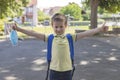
[47,34,54,63]
[66,34,75,77]
[47,34,74,63]
[46,34,54,80]
[46,34,75,80]
[66,34,74,61]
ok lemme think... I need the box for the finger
[14,23,17,27]
[13,23,16,27]
[12,23,16,30]
[104,26,108,32]
[102,22,106,26]
[10,23,13,29]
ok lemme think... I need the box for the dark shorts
[50,70,72,80]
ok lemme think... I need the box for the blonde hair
[51,13,67,25]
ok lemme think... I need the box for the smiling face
[51,13,68,35]
[52,21,67,35]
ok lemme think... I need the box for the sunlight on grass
[17,25,112,35]
[0,25,113,39]
[16,26,89,38]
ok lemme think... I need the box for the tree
[81,1,90,20]
[0,0,30,19]
[60,2,82,20]
[84,0,120,29]
[38,10,50,22]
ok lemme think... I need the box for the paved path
[0,36,120,80]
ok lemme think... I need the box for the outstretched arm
[12,24,45,41]
[76,22,108,41]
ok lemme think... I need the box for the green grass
[17,25,113,38]
[1,26,88,38]
[0,25,115,39]
[17,26,89,37]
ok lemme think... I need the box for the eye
[60,26,63,28]
[55,26,58,28]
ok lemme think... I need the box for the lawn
[0,25,113,39]
[15,26,89,38]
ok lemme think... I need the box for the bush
[97,19,105,25]
[0,20,4,32]
[69,20,104,27]
[69,21,90,26]
[82,14,90,21]
[0,25,4,31]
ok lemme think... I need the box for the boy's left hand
[100,22,109,32]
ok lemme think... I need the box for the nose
[57,28,61,32]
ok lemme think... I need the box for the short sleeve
[70,33,77,42]
[44,34,49,42]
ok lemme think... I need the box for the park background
[0,0,120,80]
[0,0,120,38]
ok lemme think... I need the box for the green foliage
[83,0,120,29]
[38,10,50,22]
[0,24,4,32]
[84,0,120,13]
[60,2,82,20]
[80,1,90,21]
[82,13,90,21]
[100,0,120,13]
[69,21,90,26]
[21,0,30,7]
[0,0,30,19]
[0,19,6,32]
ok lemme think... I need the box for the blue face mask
[10,30,18,46]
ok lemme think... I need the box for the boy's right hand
[12,23,18,30]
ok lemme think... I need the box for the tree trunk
[90,0,99,29]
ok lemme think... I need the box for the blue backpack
[45,34,75,80]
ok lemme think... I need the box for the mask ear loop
[4,21,14,40]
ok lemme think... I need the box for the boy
[12,13,108,80]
